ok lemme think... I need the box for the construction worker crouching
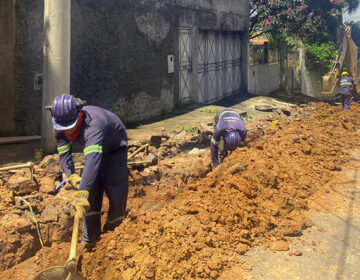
[340,71,356,110]
[49,94,129,249]
[211,109,247,168]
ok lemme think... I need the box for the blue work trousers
[82,147,128,242]
[341,93,351,110]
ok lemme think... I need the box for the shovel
[34,212,84,280]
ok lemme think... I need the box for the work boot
[80,239,98,252]
[103,215,125,233]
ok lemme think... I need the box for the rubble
[0,102,359,279]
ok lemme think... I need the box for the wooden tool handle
[68,212,80,261]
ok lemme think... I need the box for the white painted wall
[300,47,323,100]
[248,63,280,95]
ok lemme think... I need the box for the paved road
[237,152,360,280]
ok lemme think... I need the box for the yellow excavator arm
[322,27,360,100]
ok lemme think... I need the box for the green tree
[250,0,360,44]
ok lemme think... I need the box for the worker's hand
[70,190,90,218]
[68,173,82,189]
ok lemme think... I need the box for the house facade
[0,0,249,136]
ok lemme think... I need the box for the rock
[254,105,277,112]
[301,143,312,155]
[188,148,200,155]
[7,177,38,196]
[40,155,58,169]
[199,122,213,131]
[289,250,302,256]
[39,177,55,193]
[40,204,59,223]
[143,154,158,164]
[149,135,162,148]
[281,108,292,116]
[174,131,187,141]
[270,240,289,251]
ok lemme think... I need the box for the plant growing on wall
[250,0,360,44]
[304,42,338,73]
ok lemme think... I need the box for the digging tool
[0,161,34,181]
[128,143,149,160]
[33,212,84,280]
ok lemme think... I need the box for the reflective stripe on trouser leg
[82,176,103,243]
[101,147,129,232]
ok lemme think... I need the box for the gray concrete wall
[14,0,44,135]
[0,0,16,136]
[71,0,249,123]
[6,0,248,136]
[248,63,280,96]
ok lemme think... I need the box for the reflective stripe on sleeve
[83,145,103,156]
[340,82,353,86]
[57,144,71,155]
[219,110,240,119]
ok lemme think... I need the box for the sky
[343,7,360,22]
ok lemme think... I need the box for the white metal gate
[197,30,242,104]
[179,28,193,104]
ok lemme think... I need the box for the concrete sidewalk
[0,92,317,163]
[127,91,314,142]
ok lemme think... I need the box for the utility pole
[41,0,71,153]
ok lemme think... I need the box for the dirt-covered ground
[0,102,359,279]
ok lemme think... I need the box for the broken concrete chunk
[174,131,187,141]
[7,177,38,196]
[149,135,162,148]
[40,204,59,223]
[254,105,277,112]
[188,148,206,156]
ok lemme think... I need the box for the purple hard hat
[51,94,80,131]
[225,130,241,151]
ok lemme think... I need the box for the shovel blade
[34,266,84,280]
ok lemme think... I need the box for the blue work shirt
[210,109,247,167]
[55,106,127,192]
[340,76,355,95]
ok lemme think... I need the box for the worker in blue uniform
[48,94,128,248]
[211,109,247,168]
[340,71,356,110]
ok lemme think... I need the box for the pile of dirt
[0,124,213,276]
[77,103,359,280]
[1,102,359,280]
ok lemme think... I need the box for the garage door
[179,27,193,104]
[197,30,242,104]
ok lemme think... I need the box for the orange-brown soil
[0,102,359,280]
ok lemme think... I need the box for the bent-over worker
[211,109,247,168]
[340,71,356,110]
[48,94,128,248]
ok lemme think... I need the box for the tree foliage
[250,0,360,44]
[305,42,337,73]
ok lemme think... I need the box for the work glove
[70,190,90,218]
[68,173,82,189]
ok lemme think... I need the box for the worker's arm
[55,131,75,177]
[78,127,104,192]
[237,120,247,143]
[210,127,224,168]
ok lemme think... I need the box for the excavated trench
[0,102,359,279]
